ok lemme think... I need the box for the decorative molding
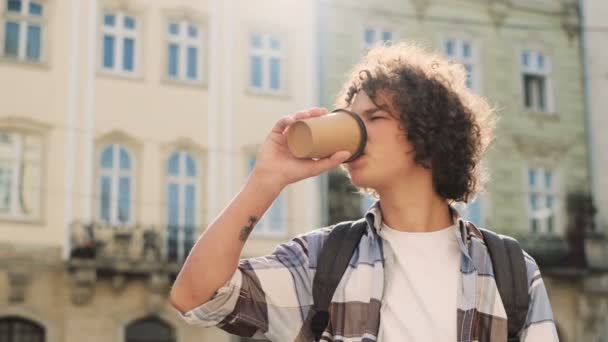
[561,1,580,39]
[7,271,30,303]
[512,134,572,165]
[111,274,127,294]
[161,6,208,23]
[487,0,512,27]
[162,137,206,159]
[101,0,145,14]
[95,129,142,151]
[146,272,169,312]
[141,228,162,262]
[70,267,97,305]
[0,116,51,134]
[411,0,431,19]
[147,272,169,295]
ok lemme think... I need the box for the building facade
[581,0,608,235]
[0,0,318,341]
[2,0,607,341]
[317,0,606,340]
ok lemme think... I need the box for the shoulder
[477,227,543,288]
[521,249,544,289]
[273,220,359,267]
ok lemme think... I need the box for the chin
[347,169,376,189]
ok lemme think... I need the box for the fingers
[294,107,328,121]
[329,151,352,163]
[274,108,329,135]
[309,151,351,175]
[293,111,309,120]
[308,107,329,118]
[272,116,296,134]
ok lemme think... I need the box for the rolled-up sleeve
[178,270,243,326]
[173,230,325,340]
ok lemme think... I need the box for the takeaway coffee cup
[287,109,367,163]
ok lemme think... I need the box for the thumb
[330,151,352,163]
[310,151,351,174]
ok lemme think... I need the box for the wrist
[249,168,285,196]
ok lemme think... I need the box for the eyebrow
[360,108,379,117]
[361,106,389,117]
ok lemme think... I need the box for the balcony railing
[519,234,571,268]
[517,192,608,274]
[584,233,608,271]
[68,221,199,274]
[519,231,608,275]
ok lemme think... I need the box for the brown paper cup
[287,109,367,162]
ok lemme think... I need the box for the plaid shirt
[177,204,559,341]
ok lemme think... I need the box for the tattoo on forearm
[239,216,258,242]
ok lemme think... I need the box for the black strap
[311,219,367,341]
[310,220,528,341]
[480,228,529,341]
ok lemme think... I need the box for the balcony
[68,221,198,305]
[69,221,198,269]
[518,192,608,275]
[497,189,607,298]
[519,234,571,269]
[519,228,608,274]
[584,233,608,271]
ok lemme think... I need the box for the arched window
[0,316,45,342]
[0,130,43,220]
[125,316,175,342]
[166,151,197,262]
[99,144,134,225]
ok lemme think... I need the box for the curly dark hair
[335,42,496,203]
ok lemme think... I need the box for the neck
[376,171,453,233]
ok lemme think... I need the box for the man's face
[344,91,418,191]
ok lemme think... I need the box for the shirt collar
[364,200,480,264]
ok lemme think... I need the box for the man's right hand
[251,107,352,190]
[170,107,351,314]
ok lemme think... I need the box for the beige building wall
[0,0,318,341]
[582,0,608,233]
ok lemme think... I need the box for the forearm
[170,170,283,313]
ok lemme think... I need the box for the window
[166,20,203,82]
[1,0,45,62]
[521,50,553,112]
[444,38,478,90]
[125,316,175,342]
[247,154,287,237]
[0,316,45,342]
[166,151,197,263]
[98,144,134,225]
[100,12,138,74]
[249,33,283,93]
[527,168,557,234]
[363,26,393,50]
[0,131,42,221]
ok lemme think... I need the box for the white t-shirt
[377,221,461,342]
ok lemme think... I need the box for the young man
[169,43,559,341]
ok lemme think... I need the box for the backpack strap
[311,219,368,342]
[479,227,529,341]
